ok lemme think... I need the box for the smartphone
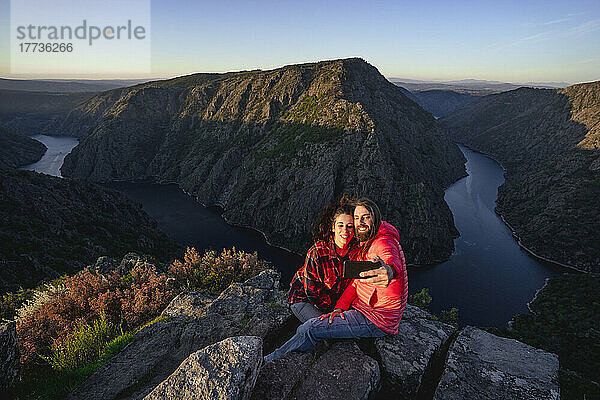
[342,260,380,279]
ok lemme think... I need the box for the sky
[0,0,599,84]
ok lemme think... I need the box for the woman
[287,195,358,323]
[267,197,407,363]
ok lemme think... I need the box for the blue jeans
[290,301,324,323]
[265,309,387,362]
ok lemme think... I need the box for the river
[21,136,562,327]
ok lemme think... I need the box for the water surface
[408,145,562,327]
[19,134,79,177]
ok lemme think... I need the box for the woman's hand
[318,308,345,323]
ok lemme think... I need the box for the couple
[265,196,408,362]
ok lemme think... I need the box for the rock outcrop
[0,169,181,293]
[65,271,561,400]
[434,326,560,400]
[144,336,262,400]
[60,58,466,265]
[375,309,456,399]
[440,82,600,272]
[0,125,46,169]
[289,341,380,400]
[0,321,19,392]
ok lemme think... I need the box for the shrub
[44,312,119,372]
[16,263,174,367]
[440,307,459,327]
[410,288,432,310]
[168,247,270,294]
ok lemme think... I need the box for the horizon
[0,0,599,83]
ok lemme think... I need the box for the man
[325,197,408,326]
[354,198,399,287]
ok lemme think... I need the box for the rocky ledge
[2,270,559,399]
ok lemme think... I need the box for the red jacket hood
[374,221,400,243]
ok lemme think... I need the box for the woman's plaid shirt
[287,240,356,312]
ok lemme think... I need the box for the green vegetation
[409,288,460,327]
[0,125,47,169]
[485,274,600,400]
[8,247,269,400]
[43,313,118,372]
[410,287,433,310]
[251,121,344,165]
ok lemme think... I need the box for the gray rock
[118,252,147,274]
[291,341,380,400]
[145,336,262,400]
[244,269,281,290]
[161,291,215,319]
[91,256,119,274]
[433,326,560,400]
[0,321,19,391]
[401,303,438,320]
[251,351,314,400]
[375,314,456,399]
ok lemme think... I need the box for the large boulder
[251,351,315,400]
[161,291,216,319]
[290,341,380,400]
[68,270,293,400]
[144,336,262,400]
[433,326,560,400]
[0,321,19,392]
[375,305,457,399]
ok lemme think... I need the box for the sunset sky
[0,0,598,83]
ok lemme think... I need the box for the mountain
[0,126,46,169]
[60,58,466,264]
[0,169,181,293]
[0,89,93,135]
[440,81,600,273]
[404,90,479,118]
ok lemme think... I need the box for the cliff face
[0,169,181,293]
[0,126,46,169]
[440,82,600,272]
[60,58,466,263]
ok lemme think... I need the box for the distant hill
[407,90,479,118]
[440,81,600,273]
[0,169,181,293]
[0,90,93,135]
[389,78,570,94]
[0,78,152,93]
[0,126,46,169]
[60,58,467,264]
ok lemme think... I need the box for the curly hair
[312,194,357,244]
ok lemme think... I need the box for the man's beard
[355,224,372,242]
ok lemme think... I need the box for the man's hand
[359,257,394,287]
[318,308,345,323]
